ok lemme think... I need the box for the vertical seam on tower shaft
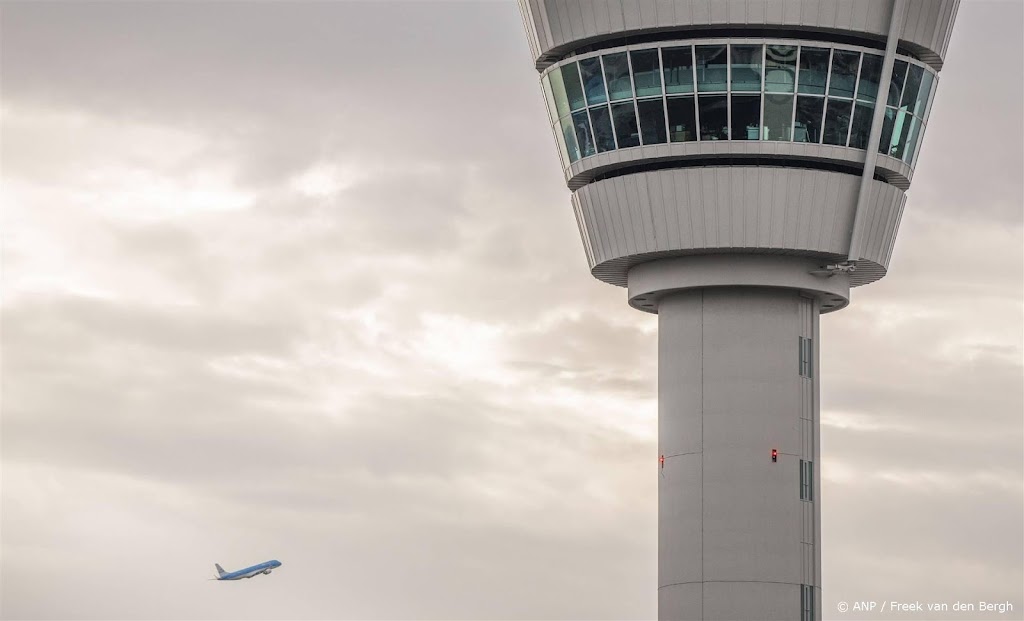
[699,289,705,618]
[812,299,818,588]
[812,297,821,595]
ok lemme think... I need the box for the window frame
[801,584,815,621]
[800,459,814,501]
[540,39,937,165]
[799,336,813,378]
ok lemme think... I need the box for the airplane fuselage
[214,559,282,580]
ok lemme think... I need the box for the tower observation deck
[517,1,958,619]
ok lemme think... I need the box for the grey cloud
[2,1,1021,619]
[1,1,544,190]
[2,281,659,620]
[910,1,1024,223]
[824,482,1022,620]
[3,294,298,359]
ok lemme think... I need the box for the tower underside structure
[518,1,958,619]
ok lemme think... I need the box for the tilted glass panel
[857,54,883,103]
[631,49,663,97]
[559,117,580,163]
[666,96,697,142]
[765,45,797,93]
[847,102,874,149]
[610,102,640,148]
[731,45,763,92]
[548,69,571,119]
[571,109,596,157]
[542,75,558,124]
[637,99,667,144]
[551,119,570,165]
[698,94,728,140]
[900,64,925,111]
[797,47,830,95]
[878,107,896,154]
[794,96,824,143]
[887,59,908,106]
[887,109,912,158]
[822,99,853,145]
[914,70,934,117]
[579,57,607,106]
[902,116,923,165]
[731,94,762,140]
[603,53,633,101]
[763,94,794,141]
[589,105,616,152]
[695,45,728,92]
[662,46,694,94]
[828,50,860,98]
[561,63,586,111]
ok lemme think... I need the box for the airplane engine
[263,569,272,575]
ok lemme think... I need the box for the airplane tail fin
[215,563,227,578]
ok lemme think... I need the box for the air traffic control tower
[517,1,958,619]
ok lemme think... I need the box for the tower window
[800,459,813,501]
[801,584,815,621]
[541,43,935,163]
[799,336,813,378]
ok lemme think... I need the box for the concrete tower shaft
[658,287,820,620]
[517,1,958,620]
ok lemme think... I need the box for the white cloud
[288,162,364,198]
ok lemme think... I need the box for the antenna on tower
[809,262,858,277]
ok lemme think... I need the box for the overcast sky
[1,1,1021,620]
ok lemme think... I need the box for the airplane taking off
[213,559,282,580]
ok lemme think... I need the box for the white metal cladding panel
[518,0,539,63]
[703,169,720,246]
[591,0,610,33]
[524,0,896,60]
[647,171,669,248]
[580,0,597,34]
[589,181,613,258]
[656,0,675,25]
[572,169,907,273]
[883,193,906,266]
[729,167,744,243]
[608,179,631,256]
[571,193,597,266]
[619,176,639,251]
[938,0,959,63]
[901,0,959,67]
[544,0,563,47]
[641,0,662,29]
[851,179,905,264]
[619,176,641,254]
[521,0,956,70]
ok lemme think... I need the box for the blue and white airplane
[213,559,282,580]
